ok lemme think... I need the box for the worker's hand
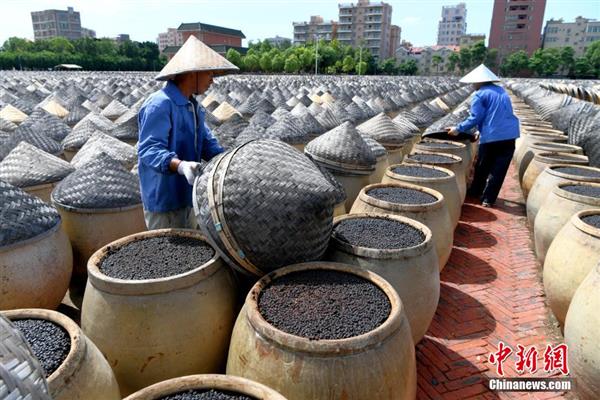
[177,161,202,185]
[446,127,459,137]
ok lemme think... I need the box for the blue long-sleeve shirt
[457,83,520,144]
[137,81,224,212]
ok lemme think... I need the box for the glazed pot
[81,229,238,395]
[543,209,600,326]
[350,182,453,270]
[3,308,120,400]
[534,182,600,265]
[123,374,287,400]
[325,213,439,343]
[526,165,600,229]
[564,262,600,400]
[1,221,72,310]
[226,262,417,400]
[521,152,589,200]
[383,163,461,227]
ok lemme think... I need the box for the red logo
[543,344,569,375]
[489,341,513,376]
[488,343,569,376]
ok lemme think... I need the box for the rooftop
[177,22,246,38]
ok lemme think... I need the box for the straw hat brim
[155,35,239,81]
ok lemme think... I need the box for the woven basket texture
[52,152,141,209]
[357,113,411,145]
[0,180,60,247]
[0,142,75,187]
[305,121,376,172]
[70,132,136,169]
[61,119,105,150]
[195,139,337,275]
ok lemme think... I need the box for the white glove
[177,161,202,185]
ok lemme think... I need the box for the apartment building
[388,25,402,59]
[178,22,245,47]
[337,0,394,59]
[31,7,85,40]
[489,0,547,59]
[437,3,467,46]
[157,28,184,52]
[293,16,338,45]
[543,17,600,56]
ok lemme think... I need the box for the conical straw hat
[459,64,500,84]
[155,35,239,81]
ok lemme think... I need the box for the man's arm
[456,93,486,133]
[138,101,178,173]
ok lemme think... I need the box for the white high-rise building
[437,3,467,46]
[157,28,183,52]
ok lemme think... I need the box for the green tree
[355,61,368,75]
[398,59,418,75]
[584,40,600,77]
[271,54,285,72]
[528,48,560,77]
[47,37,74,53]
[500,50,529,76]
[379,58,398,74]
[559,46,575,75]
[447,52,460,74]
[470,41,487,66]
[485,48,499,68]
[259,53,272,72]
[431,54,443,74]
[2,37,32,52]
[226,48,243,68]
[326,65,338,74]
[284,54,300,73]
[458,47,472,72]
[243,54,260,72]
[341,55,355,73]
[573,57,595,78]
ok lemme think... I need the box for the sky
[0,0,598,47]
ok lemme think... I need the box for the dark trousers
[468,139,516,204]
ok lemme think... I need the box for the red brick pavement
[416,163,569,399]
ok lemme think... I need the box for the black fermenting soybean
[582,214,600,229]
[367,186,437,205]
[561,185,600,198]
[100,235,215,280]
[333,217,425,249]
[12,318,71,378]
[258,270,391,340]
[554,166,600,178]
[409,153,457,164]
[392,165,449,178]
[159,390,255,400]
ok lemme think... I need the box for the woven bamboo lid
[0,180,61,247]
[0,142,75,187]
[52,152,141,209]
[70,132,136,169]
[194,139,338,276]
[357,113,411,146]
[305,121,376,172]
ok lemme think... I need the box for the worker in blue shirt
[447,64,520,208]
[138,36,238,229]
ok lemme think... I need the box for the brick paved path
[416,163,568,400]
